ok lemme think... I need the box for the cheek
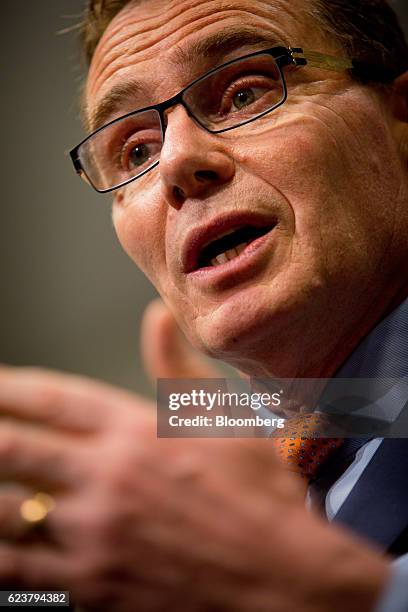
[112,183,167,287]
[233,96,398,263]
[234,114,346,220]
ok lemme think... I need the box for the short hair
[81,0,408,83]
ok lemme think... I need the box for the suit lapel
[334,438,408,552]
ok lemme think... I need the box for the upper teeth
[211,242,248,267]
[202,227,244,251]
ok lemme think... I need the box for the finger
[0,487,33,540]
[0,421,81,487]
[0,366,140,433]
[0,544,73,589]
[141,299,221,381]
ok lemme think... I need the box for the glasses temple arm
[290,47,354,72]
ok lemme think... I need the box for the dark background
[1,1,407,395]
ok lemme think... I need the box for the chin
[187,269,330,378]
[191,283,295,362]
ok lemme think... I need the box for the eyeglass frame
[69,45,365,194]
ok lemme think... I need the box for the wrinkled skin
[0,355,388,612]
[1,0,408,609]
[89,0,408,379]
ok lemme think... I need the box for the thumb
[140,299,221,382]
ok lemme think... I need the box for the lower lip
[186,226,277,288]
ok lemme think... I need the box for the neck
[230,281,408,383]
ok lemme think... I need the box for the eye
[128,143,151,168]
[120,135,162,172]
[220,76,279,117]
[232,88,256,110]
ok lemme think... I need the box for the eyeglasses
[70,46,356,193]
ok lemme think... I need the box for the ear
[391,71,408,121]
[390,71,408,163]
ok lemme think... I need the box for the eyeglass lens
[79,53,285,191]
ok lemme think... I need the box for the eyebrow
[87,27,284,133]
[87,78,149,132]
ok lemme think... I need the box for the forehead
[86,0,322,124]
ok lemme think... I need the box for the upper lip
[182,211,277,273]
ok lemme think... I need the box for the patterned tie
[271,413,344,482]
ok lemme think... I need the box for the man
[0,0,407,610]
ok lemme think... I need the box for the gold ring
[19,493,55,529]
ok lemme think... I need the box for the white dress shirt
[321,300,408,612]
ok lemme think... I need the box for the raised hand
[0,303,388,611]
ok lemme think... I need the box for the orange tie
[271,413,344,482]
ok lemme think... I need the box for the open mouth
[196,224,274,270]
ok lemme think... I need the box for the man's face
[87,0,408,377]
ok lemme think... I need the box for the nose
[159,106,235,208]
